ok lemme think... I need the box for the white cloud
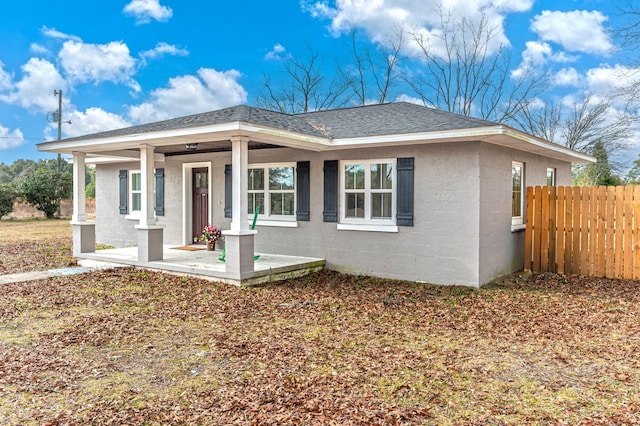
[123,0,173,24]
[58,40,138,90]
[62,108,131,138]
[531,10,613,55]
[40,26,82,42]
[128,68,248,123]
[304,0,534,56]
[586,64,640,96]
[0,62,12,92]
[511,40,578,79]
[0,58,66,112]
[140,42,189,61]
[394,93,423,105]
[265,44,288,60]
[0,124,24,150]
[30,43,48,54]
[553,67,582,87]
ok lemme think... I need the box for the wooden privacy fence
[525,185,640,279]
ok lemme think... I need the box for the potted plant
[195,224,222,251]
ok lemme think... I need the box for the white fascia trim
[500,127,595,164]
[38,122,331,154]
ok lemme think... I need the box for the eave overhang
[38,120,594,165]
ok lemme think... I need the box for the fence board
[606,187,616,278]
[615,186,624,279]
[541,186,550,272]
[589,187,598,276]
[596,186,606,278]
[634,186,640,280]
[524,186,534,272]
[572,187,581,275]
[557,186,566,274]
[624,186,634,279]
[525,185,640,279]
[533,186,543,272]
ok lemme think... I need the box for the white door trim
[182,162,212,245]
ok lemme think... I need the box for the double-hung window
[248,164,295,219]
[130,171,142,213]
[512,161,525,226]
[341,159,395,224]
[546,167,556,186]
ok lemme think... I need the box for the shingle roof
[60,102,498,143]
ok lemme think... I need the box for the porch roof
[37,102,594,164]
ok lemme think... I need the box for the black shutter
[396,157,414,226]
[154,168,165,216]
[224,164,232,218]
[323,160,338,222]
[119,170,128,214]
[296,161,310,221]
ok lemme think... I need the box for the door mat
[171,246,205,251]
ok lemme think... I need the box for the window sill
[125,213,141,221]
[337,223,399,233]
[511,224,526,232]
[251,220,298,228]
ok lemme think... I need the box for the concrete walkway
[0,260,129,285]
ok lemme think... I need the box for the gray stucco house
[38,102,592,287]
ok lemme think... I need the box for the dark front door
[192,167,209,243]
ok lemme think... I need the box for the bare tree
[516,94,633,185]
[406,7,547,122]
[347,28,404,105]
[256,47,353,114]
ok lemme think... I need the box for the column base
[72,221,96,257]
[135,225,164,262]
[222,230,256,280]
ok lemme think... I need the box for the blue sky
[0,0,637,165]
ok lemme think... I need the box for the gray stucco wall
[477,143,572,284]
[95,140,571,287]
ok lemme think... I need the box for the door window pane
[195,172,208,189]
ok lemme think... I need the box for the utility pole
[54,89,63,172]
[48,90,71,216]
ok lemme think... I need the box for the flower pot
[206,241,215,251]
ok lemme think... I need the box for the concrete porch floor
[77,245,325,286]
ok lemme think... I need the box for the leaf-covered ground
[0,220,74,274]
[1,267,640,425]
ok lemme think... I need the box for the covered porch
[78,245,325,286]
[40,110,327,284]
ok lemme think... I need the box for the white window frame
[129,170,142,215]
[339,159,397,227]
[512,161,525,227]
[546,167,556,186]
[247,162,296,224]
[126,169,156,221]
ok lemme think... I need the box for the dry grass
[0,219,74,274]
[1,221,639,424]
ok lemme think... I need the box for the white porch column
[230,137,250,232]
[223,136,255,280]
[71,152,95,256]
[135,144,163,262]
[72,152,86,223]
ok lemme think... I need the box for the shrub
[0,183,16,218]
[17,168,72,219]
